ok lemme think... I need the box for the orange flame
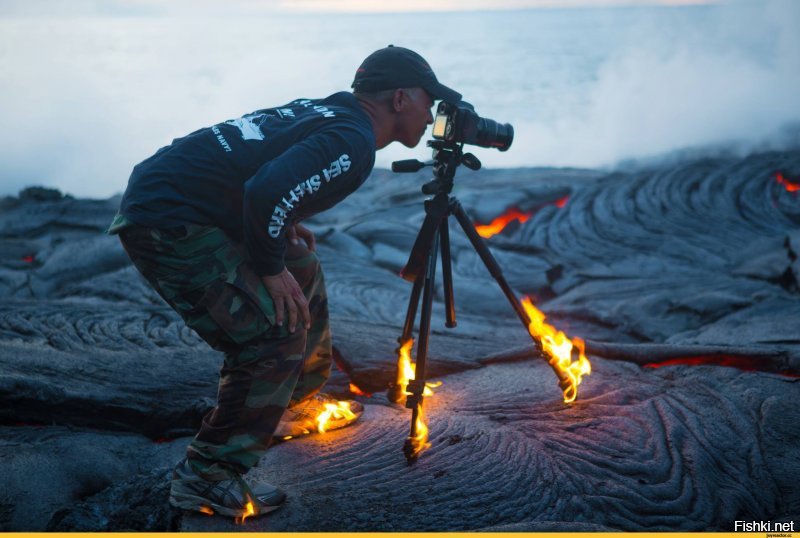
[315,401,357,433]
[198,506,214,516]
[395,338,441,458]
[349,382,370,396]
[395,339,440,398]
[407,403,431,459]
[475,208,533,238]
[776,171,800,192]
[520,297,591,403]
[236,499,257,524]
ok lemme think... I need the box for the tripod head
[392,140,481,196]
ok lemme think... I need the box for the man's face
[394,87,434,148]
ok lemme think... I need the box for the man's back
[119,91,375,275]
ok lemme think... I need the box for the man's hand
[262,268,310,333]
[287,223,316,252]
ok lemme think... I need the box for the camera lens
[474,118,514,152]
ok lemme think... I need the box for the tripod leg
[439,219,456,328]
[454,201,578,396]
[451,201,532,331]
[403,231,439,462]
[387,275,424,403]
[401,277,424,341]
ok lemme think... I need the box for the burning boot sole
[169,459,286,520]
[274,393,364,440]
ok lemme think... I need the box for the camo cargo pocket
[200,263,277,345]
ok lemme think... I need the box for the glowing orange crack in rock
[520,296,591,403]
[475,208,533,238]
[475,199,570,239]
[776,171,800,193]
[349,382,370,396]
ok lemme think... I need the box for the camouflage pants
[117,224,331,480]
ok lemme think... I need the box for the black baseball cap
[352,45,462,104]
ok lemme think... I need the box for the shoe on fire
[169,459,286,518]
[273,393,364,439]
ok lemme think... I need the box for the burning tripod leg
[402,230,440,462]
[452,202,590,403]
[391,206,450,462]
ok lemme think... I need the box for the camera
[431,101,514,151]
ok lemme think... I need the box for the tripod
[388,140,573,462]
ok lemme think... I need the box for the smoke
[0,1,797,198]
[481,0,800,169]
[0,16,353,198]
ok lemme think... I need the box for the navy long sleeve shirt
[119,91,376,276]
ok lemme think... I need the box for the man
[108,45,461,518]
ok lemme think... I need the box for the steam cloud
[0,0,797,198]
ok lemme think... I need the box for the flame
[198,506,214,516]
[395,339,440,398]
[407,403,431,459]
[396,339,416,392]
[554,196,569,208]
[520,297,591,403]
[315,401,357,433]
[395,338,442,458]
[776,171,800,192]
[475,208,533,238]
[21,255,35,263]
[236,499,257,524]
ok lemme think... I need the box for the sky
[0,0,797,198]
[0,0,725,16]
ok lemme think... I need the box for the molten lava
[475,208,533,238]
[315,401,357,433]
[349,382,370,396]
[776,171,800,193]
[644,355,800,378]
[476,198,570,239]
[395,338,442,458]
[520,297,591,403]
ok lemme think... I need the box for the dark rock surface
[0,425,187,531]
[183,359,800,532]
[0,150,798,530]
[46,468,182,532]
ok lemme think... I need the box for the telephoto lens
[471,117,514,151]
[432,102,514,151]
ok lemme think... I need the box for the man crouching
[109,45,461,518]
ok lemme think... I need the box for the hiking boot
[273,393,364,439]
[169,459,286,518]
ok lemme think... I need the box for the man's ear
[392,89,406,112]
